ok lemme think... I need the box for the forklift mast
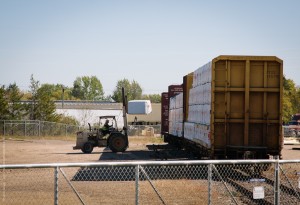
[122,87,128,136]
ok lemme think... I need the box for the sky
[1,0,300,95]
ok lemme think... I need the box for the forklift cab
[99,115,118,134]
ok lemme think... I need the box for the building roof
[54,100,123,110]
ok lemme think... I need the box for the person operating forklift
[101,119,112,136]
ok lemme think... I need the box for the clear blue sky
[1,0,299,95]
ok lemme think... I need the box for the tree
[72,77,84,99]
[283,89,293,124]
[28,75,58,121]
[142,94,161,103]
[111,79,131,102]
[6,83,26,120]
[0,85,9,120]
[111,79,142,102]
[282,76,300,123]
[72,76,104,100]
[39,84,74,101]
[130,80,143,100]
[29,74,40,120]
[34,85,59,121]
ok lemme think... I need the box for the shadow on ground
[71,163,207,181]
[72,145,201,181]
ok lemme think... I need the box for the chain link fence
[128,125,161,137]
[0,120,82,137]
[1,160,300,205]
[0,120,161,137]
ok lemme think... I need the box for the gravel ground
[1,137,300,205]
[0,137,299,164]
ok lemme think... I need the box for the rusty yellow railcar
[163,55,283,159]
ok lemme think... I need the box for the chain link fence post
[135,164,140,205]
[274,156,280,205]
[54,166,59,205]
[208,163,212,205]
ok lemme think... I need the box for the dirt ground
[0,136,165,164]
[0,137,299,164]
[1,137,300,205]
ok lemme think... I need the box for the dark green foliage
[6,83,26,120]
[111,79,131,102]
[28,75,58,121]
[39,84,74,101]
[35,85,59,121]
[111,79,142,102]
[142,94,161,103]
[71,76,104,100]
[0,86,9,120]
[283,76,300,123]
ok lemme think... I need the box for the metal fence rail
[0,120,161,137]
[1,160,300,205]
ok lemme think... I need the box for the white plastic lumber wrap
[169,93,183,137]
[184,61,212,148]
[128,100,152,115]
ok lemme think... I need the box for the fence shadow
[71,164,208,181]
[98,147,194,161]
[71,146,205,181]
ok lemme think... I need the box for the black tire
[108,133,128,153]
[81,142,94,153]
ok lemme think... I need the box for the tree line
[283,76,300,124]
[0,75,161,124]
[0,75,297,125]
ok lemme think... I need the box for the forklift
[73,88,129,153]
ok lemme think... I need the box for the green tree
[40,84,74,101]
[111,79,142,102]
[57,85,74,100]
[283,89,293,124]
[35,85,59,121]
[28,75,58,121]
[29,74,40,120]
[6,83,26,120]
[0,85,9,120]
[72,77,84,99]
[111,79,131,102]
[72,76,104,100]
[282,76,300,123]
[142,94,161,103]
[130,80,143,100]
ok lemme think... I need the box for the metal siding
[168,85,183,97]
[211,55,283,157]
[166,85,184,135]
[183,73,194,121]
[161,93,169,134]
